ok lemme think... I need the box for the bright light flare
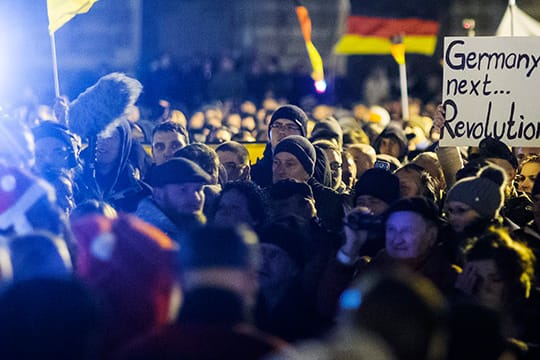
[314,79,327,94]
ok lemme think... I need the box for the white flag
[496,5,540,36]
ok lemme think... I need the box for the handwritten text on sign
[441,36,540,147]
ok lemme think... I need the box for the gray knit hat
[446,165,506,219]
[273,135,316,177]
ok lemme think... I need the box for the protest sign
[441,36,540,147]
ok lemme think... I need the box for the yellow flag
[47,0,98,33]
[295,2,324,82]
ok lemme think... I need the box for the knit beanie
[353,167,401,205]
[268,105,308,137]
[446,165,506,219]
[310,116,343,148]
[273,135,316,177]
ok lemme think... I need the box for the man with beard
[135,157,211,243]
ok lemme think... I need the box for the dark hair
[213,181,268,228]
[465,227,535,306]
[151,120,189,144]
[216,141,250,165]
[174,143,219,180]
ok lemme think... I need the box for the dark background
[1,0,538,111]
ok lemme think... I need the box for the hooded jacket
[373,124,409,162]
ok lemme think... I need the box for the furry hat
[446,165,506,219]
[69,72,142,139]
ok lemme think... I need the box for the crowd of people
[0,70,538,359]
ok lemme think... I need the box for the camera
[343,210,382,231]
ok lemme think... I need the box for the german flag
[335,0,444,56]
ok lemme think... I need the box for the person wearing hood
[373,123,409,163]
[310,116,343,150]
[78,119,151,212]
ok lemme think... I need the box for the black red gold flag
[335,0,444,56]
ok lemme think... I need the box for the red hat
[71,213,179,338]
[0,163,56,235]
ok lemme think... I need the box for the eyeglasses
[270,123,301,132]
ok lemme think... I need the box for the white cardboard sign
[441,36,540,147]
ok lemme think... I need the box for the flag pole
[399,63,409,121]
[509,0,516,36]
[391,35,408,121]
[49,31,61,97]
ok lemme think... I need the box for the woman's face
[395,169,422,198]
[446,201,482,233]
[466,259,505,310]
[517,162,540,196]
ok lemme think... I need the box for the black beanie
[353,168,401,205]
[269,105,308,137]
[476,137,518,170]
[274,135,316,177]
